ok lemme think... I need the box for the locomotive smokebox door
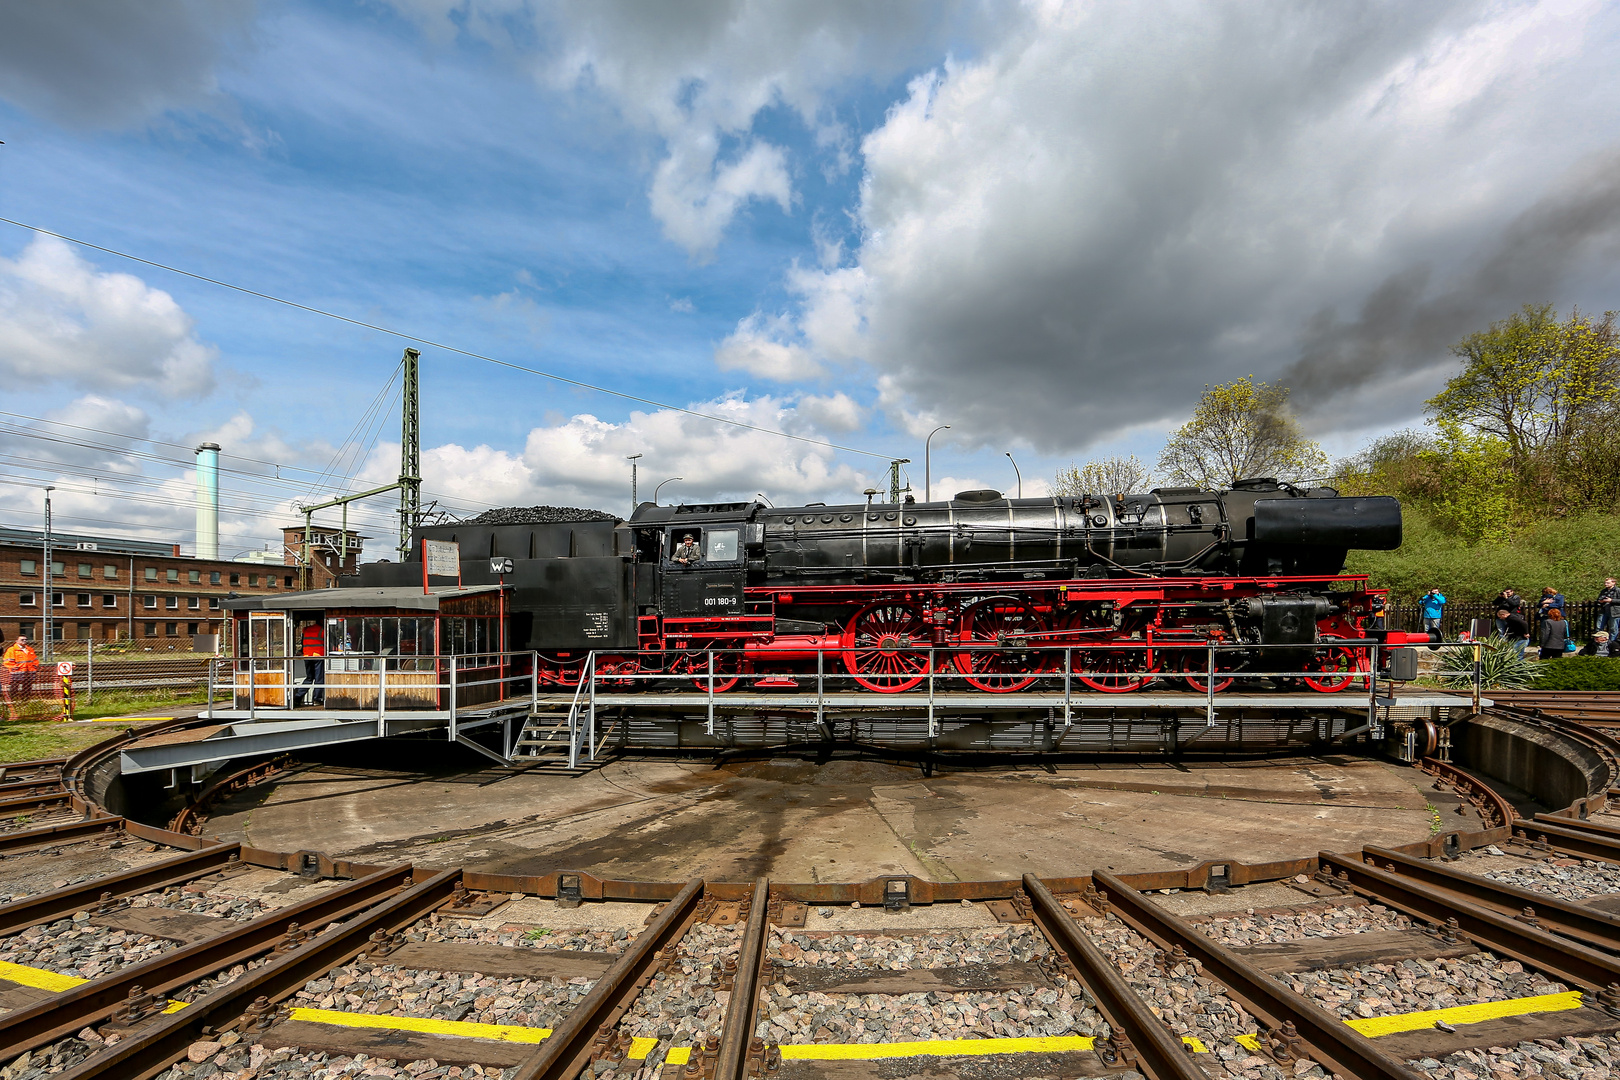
[661,526,746,617]
[1262,599,1318,645]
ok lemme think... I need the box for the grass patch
[0,720,126,763]
[0,687,212,764]
[71,688,211,722]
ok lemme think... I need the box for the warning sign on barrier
[56,662,73,676]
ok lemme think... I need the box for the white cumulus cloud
[0,236,218,398]
[714,312,824,381]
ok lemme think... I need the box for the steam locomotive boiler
[354,479,1409,694]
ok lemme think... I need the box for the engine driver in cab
[673,533,701,566]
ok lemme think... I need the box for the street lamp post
[654,477,683,504]
[925,425,951,502]
[42,486,53,660]
[627,453,642,516]
[1005,452,1022,499]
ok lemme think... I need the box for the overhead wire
[301,355,404,501]
[0,409,484,515]
[0,217,900,460]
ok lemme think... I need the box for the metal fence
[45,641,214,703]
[1385,600,1609,642]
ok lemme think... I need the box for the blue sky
[1,1,1618,558]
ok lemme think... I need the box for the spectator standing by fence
[1492,588,1524,634]
[1498,607,1530,657]
[1420,588,1446,633]
[1541,587,1567,620]
[1601,578,1620,635]
[1540,608,1571,660]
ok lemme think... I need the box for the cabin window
[327,616,437,671]
[704,529,739,562]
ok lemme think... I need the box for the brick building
[0,527,365,645]
[279,525,367,590]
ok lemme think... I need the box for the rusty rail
[1363,845,1620,953]
[1092,870,1425,1080]
[58,869,459,1080]
[0,816,124,855]
[0,843,244,935]
[1024,875,1205,1080]
[514,878,706,1080]
[0,789,79,817]
[1511,818,1620,864]
[0,864,411,1058]
[715,879,771,1080]
[1317,852,1620,992]
[1419,757,1516,830]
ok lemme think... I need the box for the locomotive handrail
[566,639,1420,747]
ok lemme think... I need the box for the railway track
[3,731,1620,1077]
[1486,691,1620,724]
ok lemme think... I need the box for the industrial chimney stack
[195,442,220,559]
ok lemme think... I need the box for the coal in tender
[457,506,617,525]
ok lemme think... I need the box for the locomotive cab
[661,524,746,617]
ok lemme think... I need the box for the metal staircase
[510,709,594,774]
[508,659,600,774]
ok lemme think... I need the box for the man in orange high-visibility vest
[2,635,39,719]
[296,621,325,707]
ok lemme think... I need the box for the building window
[18,560,34,576]
[188,597,200,610]
[188,570,200,584]
[101,595,116,609]
[76,623,90,640]
[143,596,157,610]
[165,622,177,637]
[166,596,178,610]
[209,571,220,585]
[208,597,220,610]
[284,575,294,588]
[18,622,34,641]
[18,592,34,607]
[166,568,179,582]
[144,622,157,637]
[187,622,198,635]
[50,561,63,576]
[76,594,91,608]
[145,567,158,582]
[52,593,64,608]
[249,575,259,587]
[269,576,279,588]
[229,573,239,586]
[50,623,62,641]
[77,563,91,579]
[104,565,117,580]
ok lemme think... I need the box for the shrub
[1528,656,1620,691]
[1435,636,1541,690]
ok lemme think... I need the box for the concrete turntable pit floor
[195,751,1463,883]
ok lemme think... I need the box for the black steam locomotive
[354,479,1408,693]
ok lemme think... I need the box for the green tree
[1053,455,1153,495]
[1426,304,1620,498]
[1157,377,1329,488]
